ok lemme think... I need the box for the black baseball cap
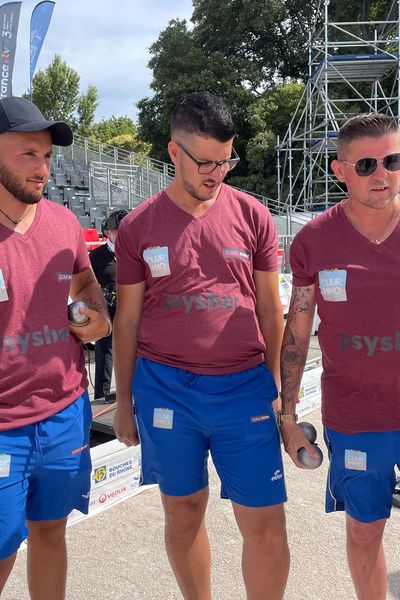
[0,96,73,146]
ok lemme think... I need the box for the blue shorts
[324,427,400,523]
[0,392,92,559]
[133,358,286,508]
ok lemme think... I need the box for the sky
[11,0,194,123]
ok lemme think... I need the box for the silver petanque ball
[68,301,89,326]
[298,445,324,469]
[298,421,317,444]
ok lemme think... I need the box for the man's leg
[161,487,211,600]
[346,514,387,600]
[0,552,17,594]
[27,518,68,600]
[233,502,289,600]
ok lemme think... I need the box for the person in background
[0,97,111,600]
[280,112,400,600]
[89,209,128,401]
[113,92,288,600]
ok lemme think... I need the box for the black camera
[103,282,117,318]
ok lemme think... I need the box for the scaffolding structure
[276,0,400,213]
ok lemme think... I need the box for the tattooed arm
[281,285,316,414]
[68,267,111,343]
[279,284,318,466]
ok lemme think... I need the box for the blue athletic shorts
[324,427,400,523]
[0,392,92,559]
[133,358,286,508]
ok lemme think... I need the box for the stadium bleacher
[46,154,108,249]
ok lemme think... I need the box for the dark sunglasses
[339,153,400,176]
[177,142,240,174]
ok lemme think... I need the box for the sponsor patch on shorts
[71,443,88,455]
[250,414,270,423]
[271,469,283,481]
[345,449,367,471]
[0,454,10,477]
[153,408,174,429]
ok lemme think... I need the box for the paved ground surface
[3,338,400,599]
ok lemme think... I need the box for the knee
[245,524,288,552]
[346,518,385,549]
[162,492,208,534]
[27,519,67,547]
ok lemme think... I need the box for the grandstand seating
[45,156,101,247]
[47,134,290,238]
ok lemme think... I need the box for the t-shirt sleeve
[115,219,146,285]
[73,224,90,274]
[290,234,314,287]
[253,207,279,271]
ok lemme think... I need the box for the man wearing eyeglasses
[113,92,288,599]
[280,112,400,600]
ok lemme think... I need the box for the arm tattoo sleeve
[280,286,315,412]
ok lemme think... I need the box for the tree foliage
[30,55,99,135]
[91,115,137,142]
[106,133,151,155]
[137,0,397,198]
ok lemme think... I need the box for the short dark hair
[170,92,236,142]
[337,113,399,156]
[103,209,128,232]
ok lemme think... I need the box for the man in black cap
[0,97,111,599]
[89,209,128,401]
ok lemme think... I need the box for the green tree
[76,84,99,137]
[230,82,305,196]
[137,19,255,163]
[30,55,98,134]
[92,115,137,142]
[106,133,151,155]
[192,0,320,80]
[137,0,397,198]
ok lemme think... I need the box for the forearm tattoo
[280,286,314,411]
[81,297,104,313]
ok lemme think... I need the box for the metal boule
[298,445,323,469]
[298,421,317,444]
[68,301,89,326]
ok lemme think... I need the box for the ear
[331,158,346,182]
[168,140,179,165]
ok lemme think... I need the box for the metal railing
[56,133,318,234]
[58,134,175,179]
[88,161,174,209]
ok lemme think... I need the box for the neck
[0,199,37,230]
[166,182,221,216]
[344,198,399,244]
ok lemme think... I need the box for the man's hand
[113,401,140,447]
[68,306,111,344]
[280,421,320,469]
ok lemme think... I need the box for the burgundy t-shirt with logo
[290,201,400,433]
[116,185,278,374]
[0,199,89,431]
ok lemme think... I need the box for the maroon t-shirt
[116,184,278,374]
[290,201,400,433]
[0,199,89,431]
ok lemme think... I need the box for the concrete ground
[3,339,400,599]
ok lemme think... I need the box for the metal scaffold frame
[276,0,400,213]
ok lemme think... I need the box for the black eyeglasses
[339,153,400,177]
[177,142,240,174]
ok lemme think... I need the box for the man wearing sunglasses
[280,112,400,600]
[113,92,288,599]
